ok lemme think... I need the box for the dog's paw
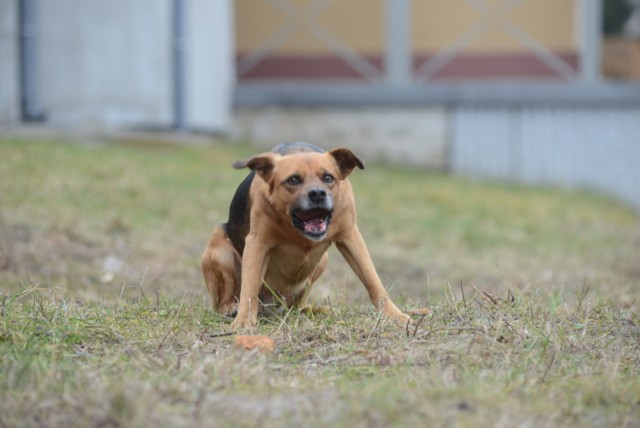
[407,308,430,316]
[230,315,257,331]
[218,302,238,318]
[388,311,411,325]
[382,302,411,325]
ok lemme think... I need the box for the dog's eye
[286,175,301,186]
[322,173,335,184]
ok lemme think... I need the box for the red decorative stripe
[238,55,383,80]
[237,51,578,81]
[415,52,579,79]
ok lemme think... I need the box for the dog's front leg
[336,226,410,324]
[231,234,269,330]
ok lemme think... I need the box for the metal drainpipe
[19,0,45,122]
[172,0,186,131]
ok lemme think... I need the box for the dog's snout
[308,188,327,203]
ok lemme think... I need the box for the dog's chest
[266,242,329,285]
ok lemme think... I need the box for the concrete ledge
[235,82,640,107]
[233,106,447,168]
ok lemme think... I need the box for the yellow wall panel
[412,0,577,53]
[237,0,577,56]
[314,0,384,52]
[235,1,289,52]
[508,0,576,50]
[412,1,480,51]
[236,0,383,55]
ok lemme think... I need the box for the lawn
[1,137,639,427]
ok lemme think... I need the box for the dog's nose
[307,188,327,203]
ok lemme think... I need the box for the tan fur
[201,148,410,330]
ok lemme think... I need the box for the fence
[452,104,640,209]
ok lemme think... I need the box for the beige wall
[235,0,384,54]
[236,0,578,55]
[412,0,578,52]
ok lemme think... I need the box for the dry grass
[1,286,638,427]
[1,137,639,427]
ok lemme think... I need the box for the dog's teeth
[304,219,326,233]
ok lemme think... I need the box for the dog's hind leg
[201,224,241,317]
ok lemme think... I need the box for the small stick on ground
[208,332,234,339]
[460,280,467,308]
[538,352,557,384]
[367,306,385,342]
[412,314,427,338]
[472,285,500,306]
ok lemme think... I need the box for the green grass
[1,137,639,427]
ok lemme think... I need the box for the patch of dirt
[0,218,197,299]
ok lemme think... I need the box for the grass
[1,137,639,427]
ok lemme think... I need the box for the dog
[201,142,410,330]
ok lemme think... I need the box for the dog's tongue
[304,218,326,234]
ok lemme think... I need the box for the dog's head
[233,148,364,241]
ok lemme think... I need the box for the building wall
[412,0,577,52]
[0,0,18,126]
[38,0,173,128]
[236,0,385,54]
[236,0,579,80]
[233,98,640,210]
[187,0,234,132]
[0,0,233,132]
[452,105,640,209]
[233,106,447,168]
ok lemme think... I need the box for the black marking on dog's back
[272,142,324,156]
[225,142,325,255]
[225,171,254,255]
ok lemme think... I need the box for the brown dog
[201,142,410,330]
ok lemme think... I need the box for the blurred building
[237,1,581,82]
[234,0,640,209]
[1,0,639,209]
[0,0,232,132]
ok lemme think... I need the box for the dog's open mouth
[291,208,332,239]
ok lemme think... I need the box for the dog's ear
[329,148,365,179]
[233,153,279,182]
